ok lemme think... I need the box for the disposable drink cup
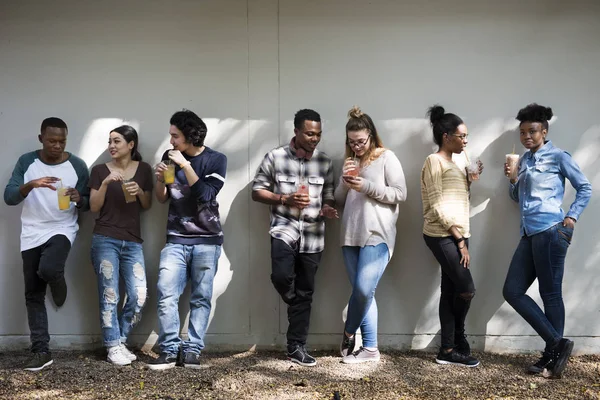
[58,187,70,210]
[122,179,137,203]
[164,161,175,184]
[297,180,309,195]
[346,160,359,177]
[467,160,480,182]
[506,154,520,181]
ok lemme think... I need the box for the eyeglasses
[347,136,371,148]
[451,134,468,140]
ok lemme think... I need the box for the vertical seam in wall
[277,0,282,335]
[246,0,252,335]
[277,0,281,147]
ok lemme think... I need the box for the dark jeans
[424,235,475,350]
[270,238,321,347]
[503,223,571,349]
[21,234,72,353]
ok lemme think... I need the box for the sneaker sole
[527,365,545,374]
[108,358,132,366]
[287,357,316,367]
[550,340,574,378]
[147,362,176,371]
[183,364,205,369]
[435,358,480,368]
[342,357,380,364]
[24,359,53,371]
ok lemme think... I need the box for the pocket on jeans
[556,224,573,244]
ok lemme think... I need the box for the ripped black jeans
[424,235,476,350]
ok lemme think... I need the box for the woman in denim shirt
[503,104,592,379]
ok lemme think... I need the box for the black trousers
[21,234,71,353]
[424,235,475,350]
[270,238,321,347]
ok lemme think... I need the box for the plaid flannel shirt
[252,144,335,253]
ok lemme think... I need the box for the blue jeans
[342,243,389,348]
[156,243,221,356]
[503,223,572,348]
[91,234,147,348]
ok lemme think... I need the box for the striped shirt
[252,144,335,253]
[421,153,470,238]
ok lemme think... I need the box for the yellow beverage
[164,163,175,184]
[58,188,70,210]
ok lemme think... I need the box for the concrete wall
[1,0,599,354]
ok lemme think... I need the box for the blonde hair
[345,105,385,165]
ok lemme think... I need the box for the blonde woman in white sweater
[334,106,407,364]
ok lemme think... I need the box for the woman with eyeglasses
[334,106,407,363]
[502,104,591,378]
[421,105,482,367]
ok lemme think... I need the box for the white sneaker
[342,347,380,364]
[107,346,132,366]
[120,344,137,361]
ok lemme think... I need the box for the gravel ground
[1,349,600,399]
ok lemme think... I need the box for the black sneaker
[435,349,480,367]
[544,338,574,379]
[287,344,316,367]
[455,334,471,356]
[49,277,67,307]
[176,346,184,367]
[24,352,53,371]
[528,351,552,374]
[147,353,177,370]
[183,352,202,369]
[340,333,356,357]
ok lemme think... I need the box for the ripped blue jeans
[91,234,147,348]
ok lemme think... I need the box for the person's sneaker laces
[119,344,137,361]
[543,338,574,379]
[49,277,67,307]
[147,353,177,370]
[455,334,471,356]
[24,352,53,371]
[435,349,480,367]
[183,352,202,369]
[342,347,381,364]
[528,351,552,374]
[107,346,131,366]
[287,344,316,367]
[340,333,356,357]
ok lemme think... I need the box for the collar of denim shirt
[526,140,554,162]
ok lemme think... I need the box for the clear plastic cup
[506,154,519,180]
[122,179,137,203]
[346,159,359,177]
[163,160,175,184]
[297,179,309,196]
[57,180,71,210]
[467,159,480,181]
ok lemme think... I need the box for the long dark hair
[111,125,142,161]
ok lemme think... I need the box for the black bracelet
[456,237,465,243]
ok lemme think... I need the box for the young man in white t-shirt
[4,117,89,371]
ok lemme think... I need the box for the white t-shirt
[4,151,89,251]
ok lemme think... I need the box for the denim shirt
[509,141,592,236]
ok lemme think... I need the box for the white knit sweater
[334,149,407,258]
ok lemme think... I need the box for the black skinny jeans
[424,235,475,350]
